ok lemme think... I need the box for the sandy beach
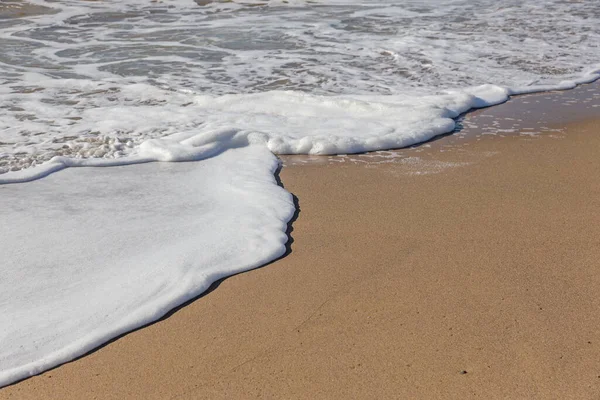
[2,85,600,398]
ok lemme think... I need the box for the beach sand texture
[1,86,599,399]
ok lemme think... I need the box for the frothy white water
[1,0,599,386]
[0,145,294,387]
[0,0,599,175]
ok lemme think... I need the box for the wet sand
[1,85,600,398]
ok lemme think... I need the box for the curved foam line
[1,69,598,185]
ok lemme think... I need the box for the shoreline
[1,85,600,398]
[282,80,599,168]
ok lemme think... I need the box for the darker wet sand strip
[1,93,600,398]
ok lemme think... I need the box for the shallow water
[0,0,599,174]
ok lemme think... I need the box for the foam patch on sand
[0,145,294,387]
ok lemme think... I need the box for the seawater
[0,0,599,178]
[0,0,599,387]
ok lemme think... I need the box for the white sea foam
[0,145,294,387]
[1,0,599,175]
[1,0,599,386]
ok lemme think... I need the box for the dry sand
[1,86,600,399]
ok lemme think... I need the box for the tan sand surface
[1,87,600,398]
